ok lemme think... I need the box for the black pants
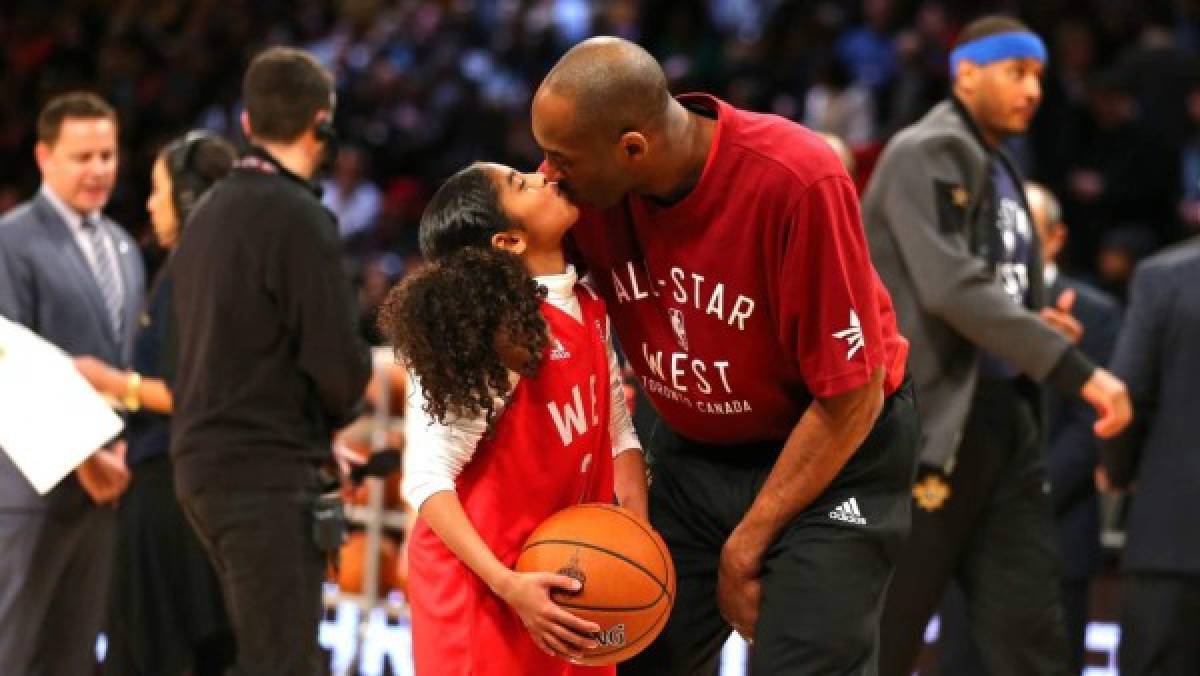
[940,576,1088,675]
[621,381,919,676]
[1120,572,1200,675]
[104,455,233,676]
[179,481,326,676]
[879,379,1069,676]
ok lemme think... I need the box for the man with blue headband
[862,15,1133,675]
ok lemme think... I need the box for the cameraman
[170,47,370,675]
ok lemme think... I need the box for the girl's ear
[490,230,527,255]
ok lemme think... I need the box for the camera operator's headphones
[315,94,339,158]
[165,129,220,225]
[316,118,337,145]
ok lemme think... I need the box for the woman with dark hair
[74,131,237,675]
[380,162,648,675]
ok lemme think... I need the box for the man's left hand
[717,529,764,642]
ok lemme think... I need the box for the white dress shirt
[402,265,642,510]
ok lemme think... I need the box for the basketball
[514,503,675,666]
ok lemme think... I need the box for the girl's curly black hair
[377,164,549,425]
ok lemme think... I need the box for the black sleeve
[265,201,371,428]
[1045,346,1096,398]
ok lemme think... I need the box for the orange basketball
[515,503,675,666]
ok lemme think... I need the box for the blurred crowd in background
[2,0,1199,343]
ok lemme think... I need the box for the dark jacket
[1106,237,1200,574]
[124,273,174,466]
[169,148,370,495]
[861,99,1095,470]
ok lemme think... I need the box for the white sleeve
[402,370,502,510]
[605,317,642,458]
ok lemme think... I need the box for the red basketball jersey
[408,286,617,676]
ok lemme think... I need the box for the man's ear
[619,131,648,163]
[34,141,51,173]
[1053,222,1069,251]
[491,230,528,256]
[240,111,253,140]
[955,60,979,97]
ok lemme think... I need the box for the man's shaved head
[539,37,671,139]
[532,37,688,209]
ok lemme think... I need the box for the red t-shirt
[569,94,908,444]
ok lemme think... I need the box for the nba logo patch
[668,308,688,352]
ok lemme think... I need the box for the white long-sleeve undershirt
[402,265,642,510]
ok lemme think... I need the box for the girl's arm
[74,356,173,413]
[404,373,601,659]
[603,319,648,520]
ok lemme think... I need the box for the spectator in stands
[322,144,382,243]
[805,56,875,145]
[1065,71,1178,266]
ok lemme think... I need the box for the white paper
[0,316,124,494]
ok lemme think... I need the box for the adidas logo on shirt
[828,497,867,526]
[832,309,865,360]
[550,338,571,361]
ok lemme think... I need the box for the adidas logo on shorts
[828,497,867,526]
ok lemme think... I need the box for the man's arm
[268,205,372,426]
[0,229,32,325]
[1103,264,1167,486]
[874,140,1128,434]
[715,169,894,640]
[875,140,1087,385]
[717,368,885,639]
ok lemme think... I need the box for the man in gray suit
[1107,237,1200,675]
[862,16,1131,675]
[0,92,145,674]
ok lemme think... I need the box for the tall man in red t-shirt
[531,37,919,674]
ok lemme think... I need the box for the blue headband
[949,31,1047,74]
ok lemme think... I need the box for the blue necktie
[82,216,123,336]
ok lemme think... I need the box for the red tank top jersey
[567,94,909,445]
[408,285,616,676]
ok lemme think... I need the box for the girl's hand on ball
[498,571,601,658]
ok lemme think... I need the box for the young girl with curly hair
[379,163,647,676]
